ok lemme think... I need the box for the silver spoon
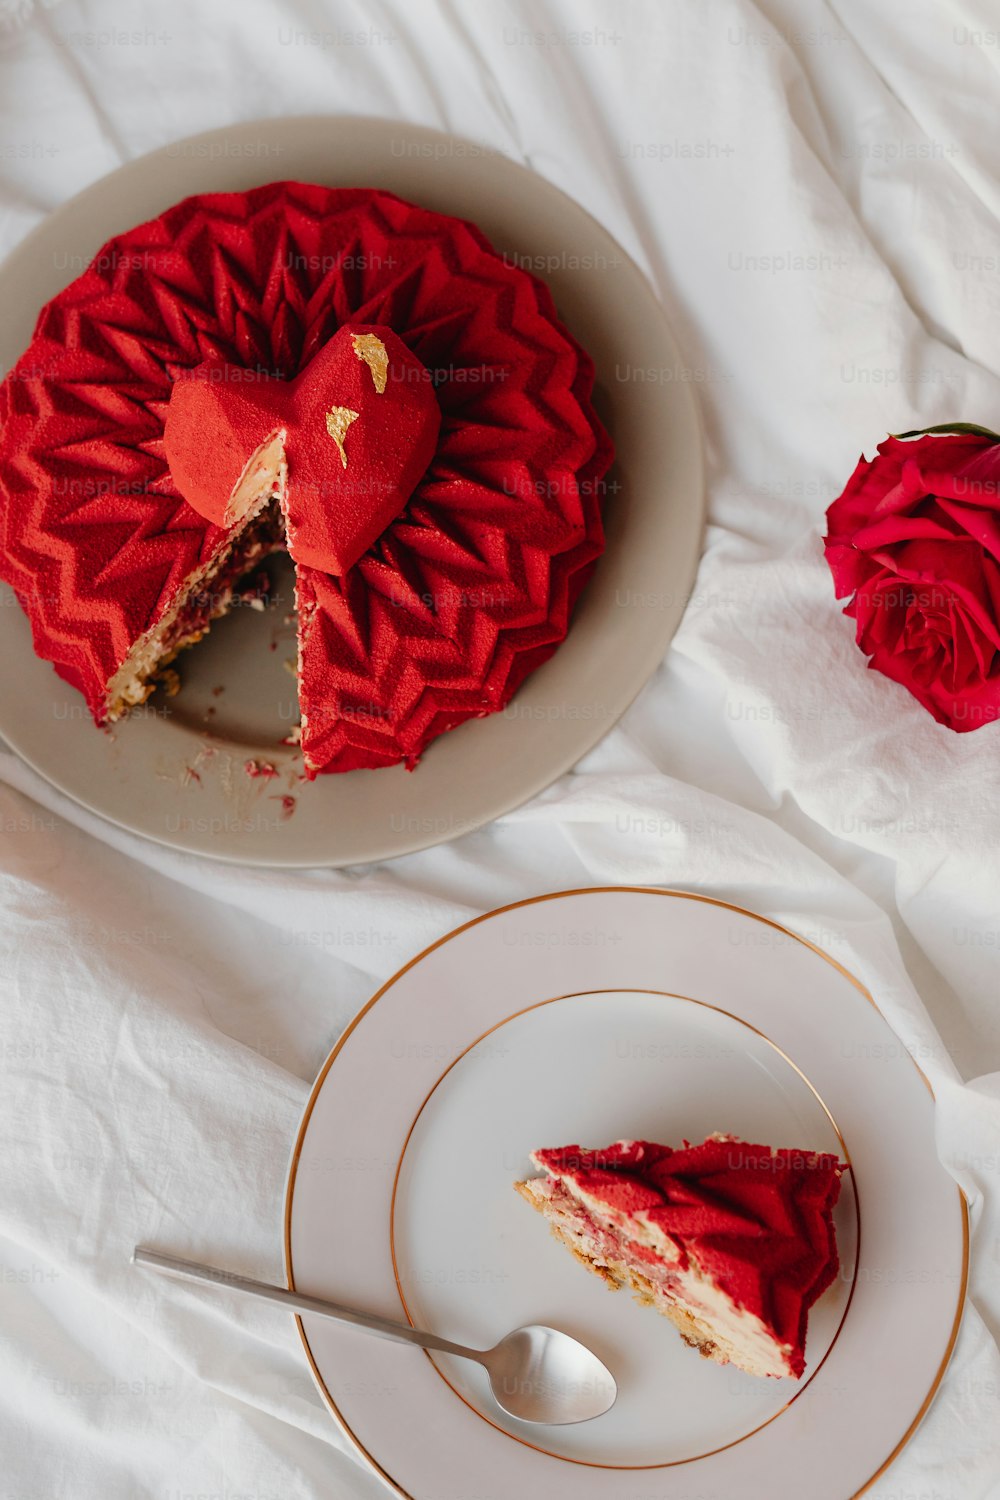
[132,1246,617,1425]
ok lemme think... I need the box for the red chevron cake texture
[0,183,613,774]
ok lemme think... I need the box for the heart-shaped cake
[164,325,441,574]
[0,183,613,775]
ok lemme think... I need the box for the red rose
[824,426,1000,731]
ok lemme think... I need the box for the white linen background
[0,0,998,1495]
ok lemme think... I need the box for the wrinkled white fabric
[1,0,999,1495]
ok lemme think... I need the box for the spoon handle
[132,1246,480,1361]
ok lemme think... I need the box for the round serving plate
[391,988,860,1467]
[284,888,967,1500]
[0,116,704,866]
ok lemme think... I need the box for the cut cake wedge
[515,1136,844,1379]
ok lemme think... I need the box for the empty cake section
[516,1137,844,1379]
[103,494,284,719]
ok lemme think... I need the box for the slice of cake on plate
[515,1135,844,1379]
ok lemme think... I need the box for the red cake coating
[164,324,441,574]
[533,1138,843,1376]
[0,183,613,773]
[164,360,282,529]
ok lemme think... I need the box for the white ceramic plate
[284,888,967,1500]
[0,116,704,866]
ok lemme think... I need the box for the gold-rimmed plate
[284,888,968,1499]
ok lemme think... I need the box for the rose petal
[850,512,963,551]
[824,534,878,598]
[949,441,1000,503]
[826,448,910,538]
[935,497,1000,565]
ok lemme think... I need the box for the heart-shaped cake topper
[163,324,441,575]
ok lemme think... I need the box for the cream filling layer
[225,429,286,527]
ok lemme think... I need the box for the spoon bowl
[483,1324,618,1424]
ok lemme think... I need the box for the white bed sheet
[1,0,998,1495]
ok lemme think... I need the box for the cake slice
[515,1136,844,1379]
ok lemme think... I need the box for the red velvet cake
[0,183,613,775]
[515,1136,844,1379]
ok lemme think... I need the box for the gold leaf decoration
[325,406,360,468]
[352,333,389,394]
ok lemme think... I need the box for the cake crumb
[269,794,297,820]
[245,759,277,779]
